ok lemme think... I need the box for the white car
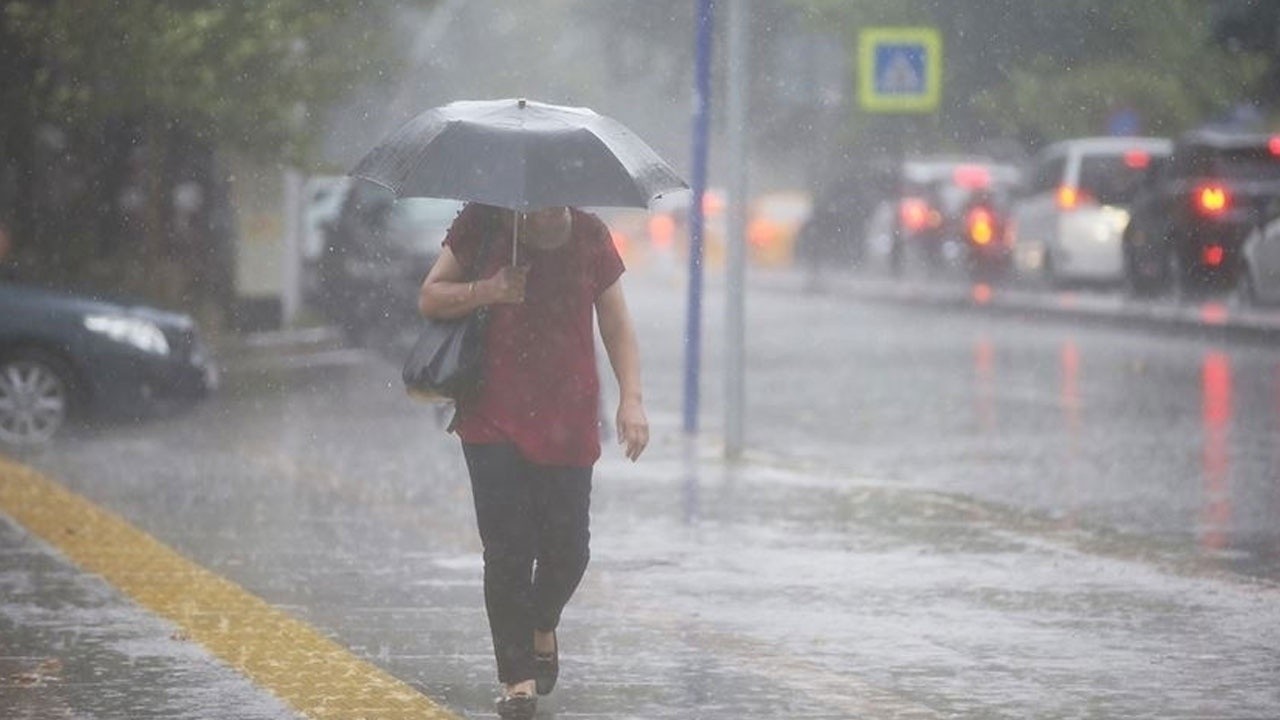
[1009,137,1172,285]
[1240,197,1280,305]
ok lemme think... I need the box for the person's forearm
[419,279,492,320]
[599,311,643,402]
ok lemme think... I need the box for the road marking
[0,454,459,720]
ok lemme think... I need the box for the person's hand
[483,265,528,304]
[616,397,648,462]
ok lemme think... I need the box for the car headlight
[83,315,170,355]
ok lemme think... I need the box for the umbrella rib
[349,172,398,196]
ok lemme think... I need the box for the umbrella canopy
[350,98,688,211]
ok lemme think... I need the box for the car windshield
[1078,154,1152,205]
[385,198,464,254]
[1209,147,1280,181]
[903,161,1020,215]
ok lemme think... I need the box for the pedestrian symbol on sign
[876,46,926,95]
[858,28,942,113]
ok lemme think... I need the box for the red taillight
[1270,136,1280,157]
[953,165,991,190]
[1202,245,1225,267]
[899,197,931,232]
[1056,185,1093,210]
[967,207,995,245]
[1124,150,1150,169]
[1194,184,1230,217]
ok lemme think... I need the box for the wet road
[2,264,1279,718]
[669,268,1280,581]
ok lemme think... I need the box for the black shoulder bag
[402,214,495,404]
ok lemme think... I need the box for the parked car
[313,181,463,345]
[0,282,217,446]
[1239,196,1280,305]
[1008,136,1173,286]
[1123,130,1280,295]
[881,155,1022,275]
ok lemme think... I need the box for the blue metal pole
[684,0,714,436]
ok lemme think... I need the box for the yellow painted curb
[0,454,458,720]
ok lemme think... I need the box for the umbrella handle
[512,210,519,266]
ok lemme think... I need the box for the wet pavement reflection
[1201,352,1232,553]
[2,268,1279,718]
[696,271,1280,581]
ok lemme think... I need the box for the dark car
[1239,196,1280,305]
[1123,130,1280,295]
[0,282,217,446]
[311,181,462,345]
[882,156,1022,275]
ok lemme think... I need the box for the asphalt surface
[1,264,1279,719]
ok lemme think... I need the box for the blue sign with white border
[859,28,942,113]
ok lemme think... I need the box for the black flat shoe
[496,692,536,720]
[534,630,558,695]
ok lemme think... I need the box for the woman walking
[418,202,648,719]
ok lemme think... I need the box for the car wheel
[1169,246,1198,302]
[1122,246,1141,296]
[888,234,904,278]
[1235,260,1258,307]
[1127,223,1185,298]
[1121,235,1140,295]
[1043,249,1061,289]
[0,350,74,446]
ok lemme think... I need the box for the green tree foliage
[973,1,1269,145]
[3,0,413,163]
[1211,0,1280,103]
[0,1,429,317]
[798,0,1271,150]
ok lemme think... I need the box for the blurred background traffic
[3,0,1280,444]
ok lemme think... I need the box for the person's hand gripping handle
[483,265,529,305]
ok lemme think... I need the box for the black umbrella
[361,100,687,401]
[350,98,688,213]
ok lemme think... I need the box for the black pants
[462,443,592,684]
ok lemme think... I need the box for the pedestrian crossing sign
[858,27,942,113]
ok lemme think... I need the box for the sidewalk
[584,438,1280,718]
[1,318,1279,718]
[0,493,300,720]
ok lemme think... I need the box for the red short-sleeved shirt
[444,204,624,467]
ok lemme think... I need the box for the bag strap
[447,206,499,432]
[464,206,501,323]
[467,206,498,282]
